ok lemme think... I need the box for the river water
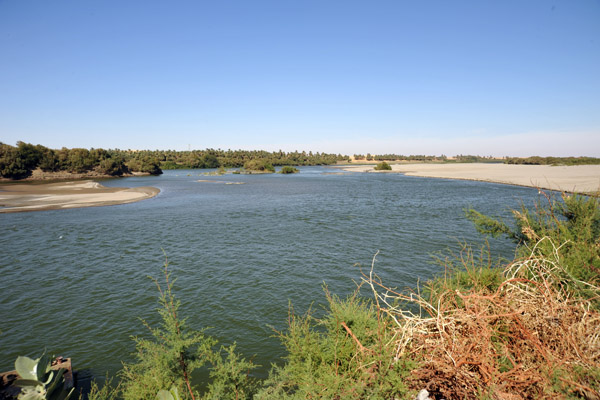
[0,167,539,378]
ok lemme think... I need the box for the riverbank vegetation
[4,141,600,182]
[72,193,600,399]
[353,154,502,163]
[0,141,348,180]
[0,142,162,180]
[504,156,600,166]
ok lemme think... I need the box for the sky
[1,0,599,157]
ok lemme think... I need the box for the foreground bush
[91,263,257,400]
[256,288,414,399]
[466,193,600,302]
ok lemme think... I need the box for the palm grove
[0,141,349,179]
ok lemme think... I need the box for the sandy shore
[0,180,160,213]
[342,163,600,194]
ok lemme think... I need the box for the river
[0,166,538,379]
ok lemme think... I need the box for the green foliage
[424,243,505,305]
[204,344,258,400]
[65,148,96,173]
[200,154,220,169]
[119,264,214,400]
[279,166,299,174]
[118,262,256,400]
[87,376,120,400]
[374,161,391,171]
[97,157,129,176]
[37,146,59,172]
[13,354,74,400]
[127,156,162,175]
[243,159,275,173]
[0,141,44,179]
[505,156,600,166]
[0,143,31,179]
[466,193,600,301]
[256,289,414,399]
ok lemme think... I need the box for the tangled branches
[363,239,600,399]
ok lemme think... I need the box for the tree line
[504,156,600,166]
[0,142,349,180]
[0,142,162,179]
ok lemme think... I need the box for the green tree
[201,154,220,169]
[97,157,129,176]
[0,142,42,179]
[66,148,96,173]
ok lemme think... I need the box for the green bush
[97,158,129,176]
[127,156,163,175]
[243,159,275,173]
[466,193,600,302]
[115,263,256,400]
[374,162,392,171]
[279,166,299,174]
[256,288,414,399]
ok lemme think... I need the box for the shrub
[374,161,392,171]
[256,288,414,399]
[466,192,600,302]
[243,159,275,173]
[279,166,299,174]
[117,262,256,400]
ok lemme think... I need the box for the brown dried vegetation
[364,239,600,399]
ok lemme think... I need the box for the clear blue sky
[1,0,599,156]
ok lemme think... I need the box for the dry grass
[363,239,600,399]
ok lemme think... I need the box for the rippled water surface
[0,167,539,377]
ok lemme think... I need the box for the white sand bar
[342,163,600,194]
[0,180,160,213]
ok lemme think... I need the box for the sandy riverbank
[342,163,600,194]
[0,180,160,213]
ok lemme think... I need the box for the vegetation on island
[374,161,392,171]
[278,166,299,174]
[242,159,275,173]
[1,193,568,399]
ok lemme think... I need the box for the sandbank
[0,180,160,213]
[342,163,600,194]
